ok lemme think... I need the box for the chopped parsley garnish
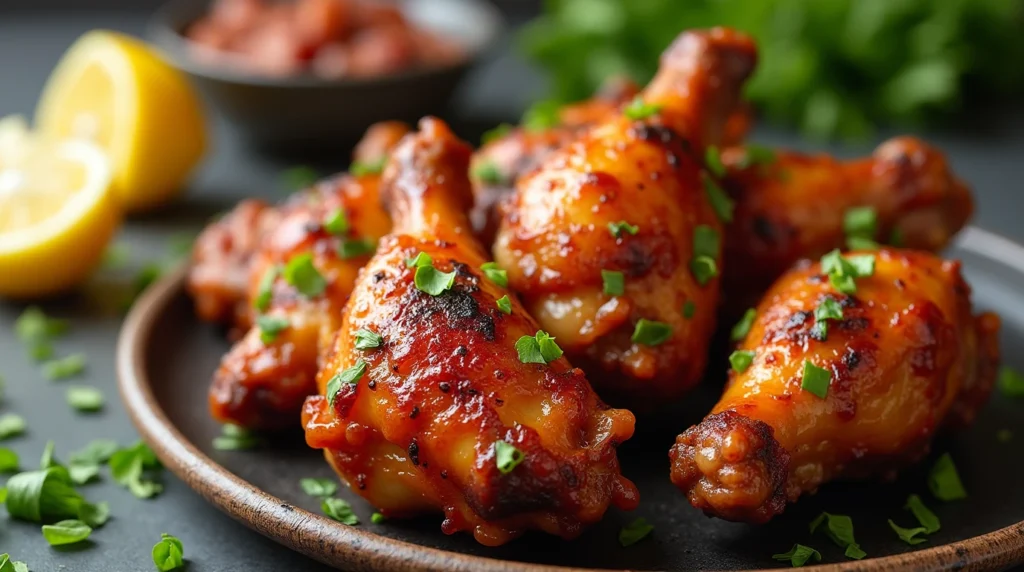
[602,270,625,296]
[212,423,261,451]
[494,441,525,474]
[844,206,878,249]
[0,555,28,572]
[682,300,696,319]
[702,172,734,223]
[480,262,508,288]
[321,497,359,525]
[521,100,561,132]
[481,123,514,145]
[283,254,327,298]
[108,441,163,499]
[0,415,26,440]
[607,220,639,238]
[618,517,654,547]
[406,252,432,268]
[299,478,338,498]
[5,466,84,521]
[772,544,821,567]
[472,161,505,185]
[736,145,777,169]
[69,464,100,486]
[0,448,18,473]
[353,329,383,350]
[339,238,376,259]
[821,249,875,294]
[888,519,928,545]
[999,366,1024,397]
[152,533,185,571]
[254,266,280,311]
[905,494,940,533]
[413,261,457,296]
[631,319,673,346]
[257,315,289,345]
[42,353,86,381]
[350,157,386,177]
[729,350,755,373]
[371,512,386,524]
[690,256,718,286]
[705,145,726,177]
[810,512,866,559]
[928,453,967,501]
[813,296,844,341]
[801,360,831,399]
[66,386,104,413]
[496,295,512,315]
[281,166,319,190]
[78,501,110,527]
[69,439,118,466]
[515,331,563,365]
[623,95,663,120]
[15,306,68,361]
[323,208,349,235]
[41,519,92,546]
[327,360,368,407]
[730,308,756,341]
[847,235,880,250]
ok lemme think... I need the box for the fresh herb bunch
[520,0,1024,139]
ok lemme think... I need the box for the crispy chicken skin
[493,28,758,407]
[205,123,408,429]
[669,249,1000,523]
[302,118,638,546]
[721,137,974,310]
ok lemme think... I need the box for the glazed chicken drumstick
[670,248,1000,523]
[493,28,758,407]
[302,118,638,546]
[721,137,973,310]
[201,123,408,429]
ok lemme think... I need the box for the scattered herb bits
[772,544,821,567]
[0,448,18,473]
[607,220,639,238]
[353,329,383,350]
[690,225,721,285]
[413,261,457,296]
[69,439,118,466]
[736,145,777,169]
[339,238,376,259]
[689,255,718,286]
[801,360,831,399]
[299,478,338,498]
[152,533,185,571]
[108,441,163,499]
[406,252,432,268]
[623,95,662,120]
[602,270,625,296]
[702,173,734,223]
[327,360,368,408]
[321,497,359,525]
[5,466,84,521]
[350,158,385,177]
[999,366,1024,397]
[283,254,327,298]
[257,315,289,345]
[481,123,513,145]
[480,262,508,288]
[730,308,756,341]
[472,161,505,185]
[254,266,280,312]
[888,519,928,545]
[43,353,87,381]
[682,300,696,319]
[820,249,875,294]
[0,415,26,440]
[928,453,967,501]
[15,306,68,360]
[631,319,673,346]
[78,501,110,528]
[66,386,104,413]
[323,209,349,235]
[905,494,940,533]
[515,331,563,365]
[810,512,866,559]
[0,555,28,572]
[844,206,877,241]
[496,295,512,315]
[494,441,524,475]
[213,424,261,451]
[522,100,561,132]
[618,517,654,547]
[371,512,386,524]
[41,519,92,546]
[281,165,319,190]
[705,145,726,177]
[729,350,755,373]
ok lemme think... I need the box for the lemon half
[36,30,206,213]
[0,116,120,298]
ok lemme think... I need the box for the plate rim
[117,225,1024,572]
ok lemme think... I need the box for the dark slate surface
[1,5,1024,572]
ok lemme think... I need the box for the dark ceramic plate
[117,227,1024,571]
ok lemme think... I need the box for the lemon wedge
[0,115,120,298]
[36,30,206,213]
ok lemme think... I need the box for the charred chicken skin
[721,137,974,310]
[302,118,638,546]
[202,122,408,429]
[493,28,758,407]
[669,249,1000,523]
